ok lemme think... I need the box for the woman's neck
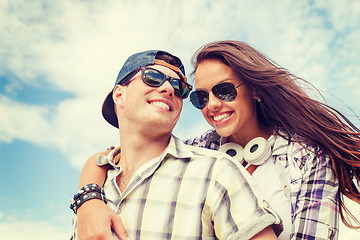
[228,129,272,147]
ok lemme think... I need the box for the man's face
[114,64,183,136]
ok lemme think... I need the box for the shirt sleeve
[183,129,222,150]
[208,156,282,239]
[292,149,339,240]
[70,214,78,240]
[95,147,121,167]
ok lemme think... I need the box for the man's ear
[113,85,126,107]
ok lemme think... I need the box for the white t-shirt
[252,156,292,240]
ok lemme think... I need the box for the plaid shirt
[185,130,339,240]
[73,135,281,240]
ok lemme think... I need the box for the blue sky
[1,0,360,239]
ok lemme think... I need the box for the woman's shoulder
[183,129,221,150]
[274,133,323,153]
[275,133,328,170]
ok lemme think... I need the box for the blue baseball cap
[102,50,186,128]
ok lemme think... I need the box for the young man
[71,50,281,239]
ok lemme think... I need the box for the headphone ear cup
[219,143,244,164]
[243,137,271,165]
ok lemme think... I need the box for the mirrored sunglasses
[190,82,245,109]
[121,67,192,99]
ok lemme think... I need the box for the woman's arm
[293,150,339,239]
[78,151,110,189]
[250,226,277,240]
[76,151,129,240]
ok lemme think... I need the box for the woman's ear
[253,89,261,102]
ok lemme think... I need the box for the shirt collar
[161,134,194,160]
[95,134,194,168]
[271,134,291,156]
[95,146,121,168]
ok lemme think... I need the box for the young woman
[74,40,360,240]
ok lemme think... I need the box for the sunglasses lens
[212,82,237,101]
[143,68,190,99]
[180,84,191,99]
[170,79,191,99]
[190,90,208,109]
[190,82,238,110]
[143,69,164,86]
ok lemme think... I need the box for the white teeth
[150,101,170,110]
[213,112,231,121]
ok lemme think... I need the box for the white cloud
[52,96,119,168]
[0,219,69,240]
[316,0,360,31]
[0,95,53,144]
[0,93,118,168]
[0,210,72,240]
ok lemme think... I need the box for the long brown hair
[192,40,360,228]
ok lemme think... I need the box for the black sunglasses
[190,82,245,109]
[121,67,192,99]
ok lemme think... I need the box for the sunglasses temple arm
[119,67,142,85]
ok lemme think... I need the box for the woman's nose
[207,92,222,111]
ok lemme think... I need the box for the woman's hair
[192,40,360,228]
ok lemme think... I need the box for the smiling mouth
[212,112,232,122]
[150,101,172,111]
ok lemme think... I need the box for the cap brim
[102,91,119,128]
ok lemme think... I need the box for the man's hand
[77,199,129,240]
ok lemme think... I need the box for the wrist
[70,183,107,213]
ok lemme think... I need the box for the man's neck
[116,130,171,192]
[120,133,170,169]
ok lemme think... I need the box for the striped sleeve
[292,147,339,240]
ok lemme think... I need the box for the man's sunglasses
[121,67,192,99]
[190,82,245,109]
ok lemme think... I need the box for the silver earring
[256,97,261,102]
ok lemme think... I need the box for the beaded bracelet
[70,183,107,214]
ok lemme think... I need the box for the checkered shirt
[185,129,340,240]
[88,135,281,240]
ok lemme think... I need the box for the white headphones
[219,136,275,169]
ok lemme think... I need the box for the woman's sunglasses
[122,67,192,99]
[190,82,245,109]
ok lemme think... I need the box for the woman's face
[194,59,262,144]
